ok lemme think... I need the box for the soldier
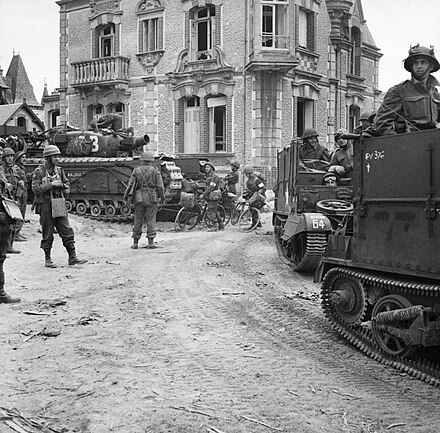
[328,129,354,178]
[224,160,240,195]
[201,162,224,232]
[32,145,88,268]
[2,147,22,254]
[123,151,164,249]
[299,129,331,162]
[13,150,28,242]
[354,112,373,134]
[375,45,440,135]
[243,165,266,228]
[0,173,20,304]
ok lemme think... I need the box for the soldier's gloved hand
[51,179,63,188]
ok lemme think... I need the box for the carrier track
[321,267,440,387]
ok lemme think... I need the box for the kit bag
[179,192,195,208]
[2,198,23,221]
[208,190,222,201]
[51,192,67,218]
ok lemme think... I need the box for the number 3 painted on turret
[90,135,99,152]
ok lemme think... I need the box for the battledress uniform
[126,162,164,246]
[32,160,86,266]
[202,170,224,231]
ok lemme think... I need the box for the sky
[0,0,439,102]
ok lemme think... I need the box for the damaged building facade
[49,0,381,185]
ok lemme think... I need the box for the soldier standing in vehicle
[375,45,440,135]
[298,128,331,162]
[224,160,240,195]
[354,112,373,134]
[123,151,164,249]
[13,150,28,242]
[201,162,224,232]
[32,145,88,268]
[2,147,22,254]
[328,129,354,178]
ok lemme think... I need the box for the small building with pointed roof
[0,102,44,137]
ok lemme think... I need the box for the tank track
[295,233,327,272]
[274,225,327,272]
[69,211,133,223]
[321,267,440,387]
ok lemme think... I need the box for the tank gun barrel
[119,134,150,152]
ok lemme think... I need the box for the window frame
[296,6,315,52]
[189,5,216,61]
[99,23,116,58]
[261,0,288,50]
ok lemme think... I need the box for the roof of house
[0,102,44,129]
[6,54,40,106]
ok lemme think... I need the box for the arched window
[17,117,27,128]
[97,23,116,58]
[190,5,216,61]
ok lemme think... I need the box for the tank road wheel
[280,233,327,273]
[371,295,417,358]
[329,275,367,325]
[76,202,87,216]
[65,200,73,213]
[90,204,101,217]
[120,203,132,218]
[105,204,117,217]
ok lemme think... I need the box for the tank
[24,124,185,220]
[317,129,440,386]
[273,140,353,272]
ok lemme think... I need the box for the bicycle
[237,201,262,232]
[175,193,226,231]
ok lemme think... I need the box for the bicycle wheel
[175,205,200,230]
[222,202,233,226]
[231,202,245,225]
[238,206,261,232]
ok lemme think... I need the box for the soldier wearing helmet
[375,44,440,135]
[298,128,331,163]
[32,144,87,267]
[328,129,354,178]
[223,160,240,195]
[0,157,20,303]
[354,112,373,134]
[123,151,164,248]
[2,147,22,254]
[201,161,224,232]
[243,165,266,228]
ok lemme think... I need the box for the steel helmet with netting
[301,128,319,140]
[2,147,15,157]
[243,165,254,174]
[43,145,61,158]
[404,44,440,72]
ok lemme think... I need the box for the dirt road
[0,211,439,433]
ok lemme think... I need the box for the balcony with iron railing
[246,34,297,72]
[71,56,130,88]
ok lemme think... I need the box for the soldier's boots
[0,286,20,304]
[145,237,158,249]
[68,254,88,266]
[131,238,139,249]
[45,258,57,268]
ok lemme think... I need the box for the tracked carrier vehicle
[317,129,440,386]
[273,141,353,272]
